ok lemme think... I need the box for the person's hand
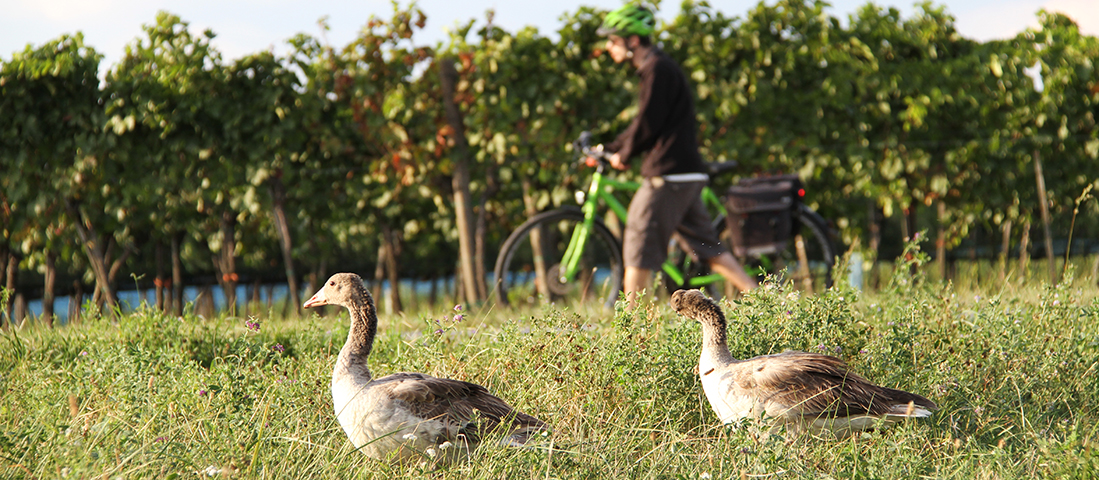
[609,152,628,170]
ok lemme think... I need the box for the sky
[1,0,1096,72]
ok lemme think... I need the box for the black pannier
[724,174,803,257]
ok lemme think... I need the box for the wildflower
[273,343,285,353]
[245,319,260,332]
[887,321,895,326]
[198,389,207,396]
[434,329,444,335]
[454,304,462,312]
[403,433,418,441]
[79,351,88,357]
[439,441,453,450]
[203,466,221,477]
[700,473,712,479]
[155,436,167,443]
[453,314,464,322]
[425,447,437,458]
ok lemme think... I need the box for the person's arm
[606,59,676,166]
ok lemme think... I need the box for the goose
[670,289,937,436]
[303,272,548,463]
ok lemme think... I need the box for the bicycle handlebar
[573,131,613,170]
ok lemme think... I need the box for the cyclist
[598,4,757,302]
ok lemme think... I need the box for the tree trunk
[1,247,15,328]
[373,242,386,306]
[212,210,239,315]
[868,202,882,289]
[521,179,549,298]
[1018,219,1031,277]
[155,239,167,312]
[1033,150,1057,284]
[439,58,482,305]
[382,225,403,314]
[12,293,26,326]
[65,199,119,308]
[268,174,301,316]
[69,280,83,324]
[998,220,1012,282]
[171,232,184,316]
[936,201,947,281]
[43,251,56,328]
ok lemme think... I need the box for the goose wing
[735,352,898,419]
[379,373,546,443]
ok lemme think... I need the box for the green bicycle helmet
[598,4,655,37]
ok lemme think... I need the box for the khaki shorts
[623,177,727,271]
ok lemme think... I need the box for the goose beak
[303,290,328,308]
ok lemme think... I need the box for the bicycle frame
[557,165,729,289]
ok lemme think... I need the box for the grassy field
[2,256,1098,479]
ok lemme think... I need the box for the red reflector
[798,188,806,197]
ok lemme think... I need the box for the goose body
[671,289,937,435]
[305,273,548,462]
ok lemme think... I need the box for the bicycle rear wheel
[666,205,837,294]
[736,205,836,291]
[493,207,623,308]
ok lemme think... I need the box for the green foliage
[2,275,1097,478]
[0,3,1096,314]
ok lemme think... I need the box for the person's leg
[622,178,691,306]
[673,183,758,293]
[707,251,757,292]
[623,266,653,304]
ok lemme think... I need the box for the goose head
[671,289,726,329]
[304,273,370,309]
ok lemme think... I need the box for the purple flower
[887,321,895,326]
[453,314,464,322]
[454,304,462,312]
[198,389,207,396]
[435,329,444,335]
[245,320,260,332]
[79,351,88,356]
[155,436,167,443]
[273,343,285,353]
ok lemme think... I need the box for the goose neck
[342,293,377,363]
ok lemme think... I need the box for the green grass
[2,261,1098,478]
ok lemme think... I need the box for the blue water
[17,276,467,324]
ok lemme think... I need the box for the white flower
[439,441,453,450]
[425,447,437,458]
[203,466,221,477]
[402,433,418,441]
[700,473,712,479]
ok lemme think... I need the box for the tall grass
[1,257,1097,478]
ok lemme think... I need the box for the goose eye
[329,281,335,286]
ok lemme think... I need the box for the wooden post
[1033,150,1057,284]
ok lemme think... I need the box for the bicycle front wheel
[493,207,623,308]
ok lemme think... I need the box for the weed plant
[1,250,1097,478]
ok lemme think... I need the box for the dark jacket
[607,47,705,178]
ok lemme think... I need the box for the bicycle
[492,132,837,308]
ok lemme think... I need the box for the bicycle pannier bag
[724,174,802,257]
